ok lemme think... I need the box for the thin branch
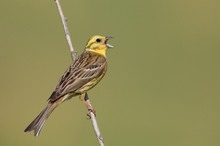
[54,0,104,146]
[84,93,104,146]
[54,0,77,61]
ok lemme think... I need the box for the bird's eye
[96,38,101,42]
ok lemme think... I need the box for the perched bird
[24,35,113,136]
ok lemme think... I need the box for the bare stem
[54,0,77,61]
[84,93,104,146]
[54,0,104,146]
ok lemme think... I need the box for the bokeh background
[1,0,220,146]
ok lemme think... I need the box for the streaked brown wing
[48,51,107,102]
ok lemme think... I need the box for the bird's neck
[86,47,107,57]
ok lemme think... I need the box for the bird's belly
[76,76,104,94]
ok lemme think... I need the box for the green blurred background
[0,0,220,146]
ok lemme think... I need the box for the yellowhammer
[24,35,113,136]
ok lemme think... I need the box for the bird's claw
[87,108,96,119]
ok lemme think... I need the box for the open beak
[105,36,114,48]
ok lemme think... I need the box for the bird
[24,35,113,136]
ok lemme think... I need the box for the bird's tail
[24,102,57,136]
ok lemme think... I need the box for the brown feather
[48,51,107,102]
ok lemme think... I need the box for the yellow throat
[86,47,107,57]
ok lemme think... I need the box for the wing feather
[48,51,107,101]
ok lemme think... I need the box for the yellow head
[85,35,113,57]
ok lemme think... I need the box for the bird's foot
[87,107,96,119]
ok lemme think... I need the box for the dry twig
[54,0,104,146]
[54,0,77,61]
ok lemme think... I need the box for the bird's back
[48,51,107,102]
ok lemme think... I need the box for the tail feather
[24,102,56,136]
